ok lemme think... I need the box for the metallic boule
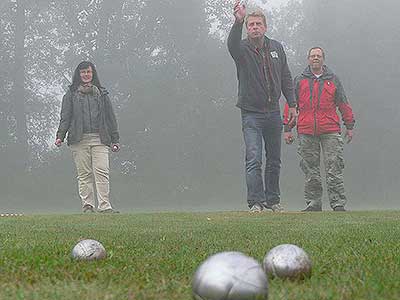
[71,239,106,260]
[263,244,312,280]
[192,251,268,300]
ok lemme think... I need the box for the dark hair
[308,47,325,59]
[69,61,102,92]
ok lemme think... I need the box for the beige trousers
[70,134,113,211]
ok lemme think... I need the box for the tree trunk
[13,0,28,169]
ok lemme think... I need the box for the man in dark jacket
[228,1,297,212]
[283,47,355,211]
[55,61,120,213]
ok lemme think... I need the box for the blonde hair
[245,10,267,27]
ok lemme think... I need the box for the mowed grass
[0,211,400,300]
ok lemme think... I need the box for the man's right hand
[234,0,246,23]
[55,138,62,147]
[284,132,294,145]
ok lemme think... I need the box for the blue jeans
[241,110,282,208]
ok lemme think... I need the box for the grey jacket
[228,21,295,112]
[56,87,120,146]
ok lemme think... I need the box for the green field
[1,211,399,300]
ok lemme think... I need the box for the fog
[1,0,399,213]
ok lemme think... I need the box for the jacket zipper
[87,95,92,132]
[316,79,324,136]
[308,78,316,135]
[313,79,317,135]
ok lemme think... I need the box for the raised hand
[233,0,246,23]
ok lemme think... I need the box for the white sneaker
[271,203,284,212]
[249,203,263,213]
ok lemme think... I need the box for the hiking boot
[249,203,263,213]
[82,205,95,213]
[333,206,346,212]
[301,206,322,212]
[99,208,120,214]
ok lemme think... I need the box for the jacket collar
[302,65,334,80]
[243,35,271,52]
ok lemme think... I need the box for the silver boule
[192,251,268,300]
[71,239,106,260]
[263,244,312,280]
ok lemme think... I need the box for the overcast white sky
[252,0,289,9]
[209,0,293,38]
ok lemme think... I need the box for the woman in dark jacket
[55,61,120,213]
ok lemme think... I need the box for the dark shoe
[82,205,95,213]
[99,208,120,214]
[333,206,346,211]
[261,202,272,210]
[301,206,322,212]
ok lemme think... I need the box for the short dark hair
[70,61,102,92]
[308,47,325,59]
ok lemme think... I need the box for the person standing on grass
[228,1,297,213]
[55,61,120,214]
[283,47,355,212]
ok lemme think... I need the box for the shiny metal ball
[192,251,268,300]
[263,244,312,280]
[71,239,106,260]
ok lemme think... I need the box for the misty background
[0,0,399,213]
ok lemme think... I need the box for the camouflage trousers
[298,133,347,209]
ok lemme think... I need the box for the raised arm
[227,1,246,62]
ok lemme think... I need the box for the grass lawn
[0,211,399,300]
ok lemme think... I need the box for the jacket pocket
[317,111,340,133]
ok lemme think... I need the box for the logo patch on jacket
[270,51,279,59]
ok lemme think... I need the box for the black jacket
[56,87,120,146]
[228,21,295,112]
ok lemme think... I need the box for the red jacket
[284,66,355,135]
